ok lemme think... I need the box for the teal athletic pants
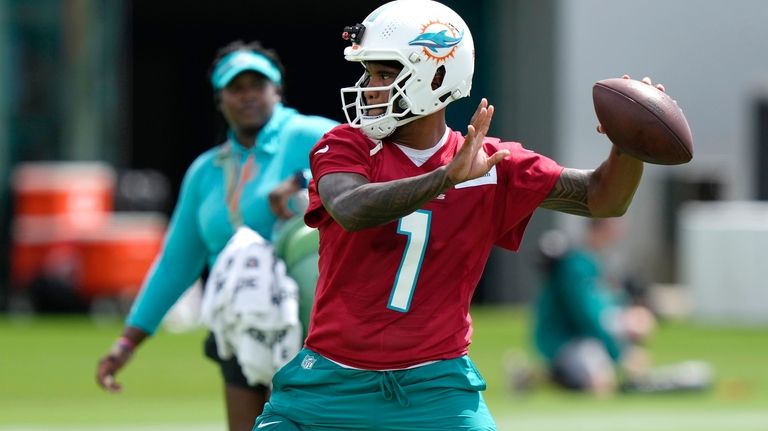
[253,348,497,430]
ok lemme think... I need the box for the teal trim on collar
[211,50,282,89]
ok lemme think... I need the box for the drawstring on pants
[379,371,410,407]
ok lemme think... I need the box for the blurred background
[1,0,767,430]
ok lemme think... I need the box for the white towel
[201,226,302,386]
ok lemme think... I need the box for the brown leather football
[593,78,693,165]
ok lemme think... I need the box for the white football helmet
[340,0,475,139]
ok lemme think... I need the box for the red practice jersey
[304,125,563,369]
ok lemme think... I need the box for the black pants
[204,332,269,391]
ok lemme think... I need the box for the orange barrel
[10,162,116,291]
[76,212,167,299]
[10,215,81,289]
[11,161,115,229]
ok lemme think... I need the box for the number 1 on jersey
[388,210,432,312]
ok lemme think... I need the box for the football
[592,77,693,165]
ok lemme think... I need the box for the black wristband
[293,170,309,189]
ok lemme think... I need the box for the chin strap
[361,116,398,139]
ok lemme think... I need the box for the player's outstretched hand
[96,342,134,393]
[596,75,666,134]
[446,98,510,186]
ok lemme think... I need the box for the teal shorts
[253,348,497,431]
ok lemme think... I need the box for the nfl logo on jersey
[301,354,318,370]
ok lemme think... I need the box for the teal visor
[211,50,282,89]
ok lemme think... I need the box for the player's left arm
[541,145,643,217]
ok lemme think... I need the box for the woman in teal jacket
[95,40,337,431]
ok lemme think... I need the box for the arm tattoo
[540,168,593,216]
[318,168,451,231]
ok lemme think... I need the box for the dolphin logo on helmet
[408,28,464,53]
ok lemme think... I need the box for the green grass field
[1,306,767,431]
